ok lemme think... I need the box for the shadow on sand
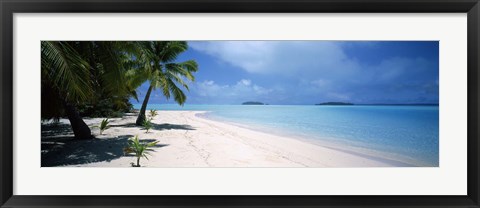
[42,135,169,167]
[109,122,196,131]
[40,121,186,167]
[41,123,74,138]
[151,123,196,131]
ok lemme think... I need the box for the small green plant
[149,109,158,119]
[143,119,153,133]
[125,135,158,167]
[95,118,110,135]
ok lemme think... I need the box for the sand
[41,111,402,167]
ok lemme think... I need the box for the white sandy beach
[41,111,404,167]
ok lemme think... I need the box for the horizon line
[135,103,440,106]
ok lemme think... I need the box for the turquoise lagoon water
[134,104,439,167]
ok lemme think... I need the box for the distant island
[242,101,265,105]
[316,102,354,105]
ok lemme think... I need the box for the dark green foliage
[315,102,354,105]
[42,41,144,123]
[41,41,199,140]
[77,97,133,118]
[41,41,145,139]
[143,119,153,133]
[242,101,265,105]
[124,135,159,167]
[135,41,199,126]
[98,118,110,135]
[149,109,158,119]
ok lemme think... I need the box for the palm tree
[42,41,95,139]
[88,42,146,116]
[135,41,198,125]
[42,41,143,139]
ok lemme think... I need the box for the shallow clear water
[134,104,439,166]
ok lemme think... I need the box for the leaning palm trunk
[134,41,198,126]
[63,101,92,140]
[136,85,153,126]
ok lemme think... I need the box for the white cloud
[189,41,359,75]
[188,41,438,104]
[190,41,433,86]
[191,79,275,104]
[189,41,273,74]
[196,80,228,97]
[239,79,251,86]
[252,85,273,95]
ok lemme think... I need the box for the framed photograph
[1,0,479,207]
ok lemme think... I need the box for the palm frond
[166,70,190,91]
[166,78,187,105]
[158,41,188,63]
[41,41,94,103]
[125,68,149,90]
[96,42,129,96]
[165,59,198,82]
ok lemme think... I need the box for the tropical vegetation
[134,41,198,125]
[143,119,153,133]
[149,109,158,119]
[97,118,110,135]
[124,135,159,167]
[41,41,198,140]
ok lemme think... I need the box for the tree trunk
[136,84,153,126]
[63,101,93,140]
[136,157,141,167]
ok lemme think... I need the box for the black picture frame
[1,0,479,207]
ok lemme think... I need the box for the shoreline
[196,112,421,166]
[42,110,417,167]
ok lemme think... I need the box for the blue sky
[132,41,439,105]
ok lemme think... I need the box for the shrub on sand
[96,118,110,135]
[143,119,153,133]
[149,109,158,119]
[124,135,158,167]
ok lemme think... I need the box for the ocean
[133,104,439,167]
